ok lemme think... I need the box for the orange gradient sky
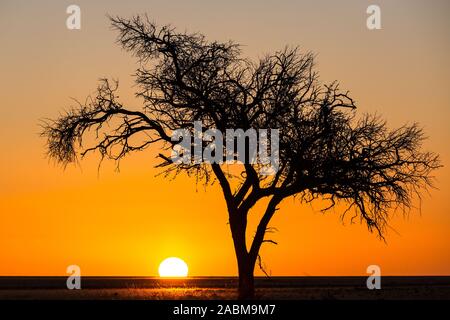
[0,0,449,276]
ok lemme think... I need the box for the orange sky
[0,0,449,276]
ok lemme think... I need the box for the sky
[0,0,449,276]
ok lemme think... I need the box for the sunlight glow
[158,257,189,277]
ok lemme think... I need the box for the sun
[158,257,189,277]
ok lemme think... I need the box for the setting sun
[158,257,189,277]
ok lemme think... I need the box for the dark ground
[0,276,449,300]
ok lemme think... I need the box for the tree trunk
[230,213,256,300]
[237,256,255,299]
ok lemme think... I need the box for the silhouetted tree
[42,15,440,299]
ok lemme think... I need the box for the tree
[42,15,440,299]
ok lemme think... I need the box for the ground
[0,277,449,300]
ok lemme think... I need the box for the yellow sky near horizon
[0,0,449,276]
